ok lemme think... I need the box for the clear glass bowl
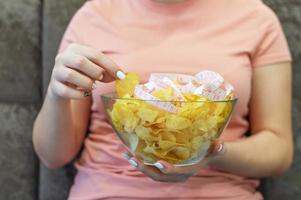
[101,93,237,166]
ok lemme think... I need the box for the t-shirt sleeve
[251,5,292,67]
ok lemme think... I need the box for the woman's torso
[63,0,287,199]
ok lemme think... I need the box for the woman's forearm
[211,130,293,178]
[33,90,84,168]
[33,44,121,169]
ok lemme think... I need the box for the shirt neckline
[139,0,201,15]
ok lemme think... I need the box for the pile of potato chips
[109,71,235,164]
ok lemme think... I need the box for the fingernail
[128,159,138,168]
[121,153,130,160]
[116,70,126,80]
[154,162,164,170]
[98,73,103,81]
[217,143,226,155]
[92,83,97,90]
[83,91,91,97]
[217,143,223,152]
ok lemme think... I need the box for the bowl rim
[101,92,238,103]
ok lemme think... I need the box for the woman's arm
[33,93,91,169]
[122,61,293,182]
[211,61,293,177]
[33,44,121,169]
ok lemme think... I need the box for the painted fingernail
[154,162,164,170]
[92,83,97,90]
[83,91,91,97]
[121,153,130,160]
[98,73,103,81]
[116,70,126,80]
[128,159,138,168]
[217,143,226,155]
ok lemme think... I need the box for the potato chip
[144,116,166,129]
[124,114,139,133]
[158,140,176,150]
[116,72,140,97]
[135,125,158,142]
[144,119,163,128]
[110,99,140,133]
[165,115,192,130]
[125,132,139,151]
[160,131,177,142]
[137,107,159,123]
[173,130,191,144]
[191,136,203,150]
[143,144,171,157]
[183,93,204,102]
[110,103,129,129]
[123,99,141,113]
[160,155,182,163]
[178,101,204,119]
[171,146,190,160]
[152,88,174,101]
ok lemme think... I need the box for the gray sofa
[0,0,300,199]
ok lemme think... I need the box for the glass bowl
[101,93,237,166]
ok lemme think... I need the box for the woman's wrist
[208,142,229,169]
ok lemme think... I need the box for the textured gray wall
[0,0,41,103]
[0,0,41,199]
[263,0,301,199]
[0,0,300,200]
[0,104,39,200]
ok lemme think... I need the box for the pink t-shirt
[58,0,292,199]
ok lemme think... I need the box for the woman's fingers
[153,141,226,176]
[122,154,164,180]
[208,140,226,156]
[49,43,124,100]
[51,80,88,100]
[54,66,95,91]
[121,152,132,160]
[49,65,95,100]
[66,43,122,81]
[57,53,104,81]
[120,143,226,180]
[121,152,189,182]
[154,160,198,176]
[151,141,227,176]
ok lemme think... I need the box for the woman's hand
[122,141,225,182]
[48,43,122,100]
[34,43,124,168]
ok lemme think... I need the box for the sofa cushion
[0,103,39,200]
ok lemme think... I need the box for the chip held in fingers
[104,71,237,165]
[116,72,140,97]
